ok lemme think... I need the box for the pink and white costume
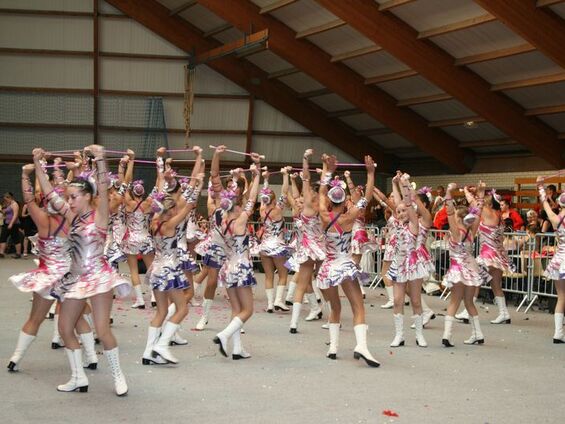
[396,223,434,283]
[383,216,400,262]
[316,215,362,289]
[104,206,127,267]
[10,218,71,299]
[258,203,288,257]
[443,230,483,288]
[476,222,514,273]
[51,210,131,300]
[295,213,326,264]
[543,225,565,280]
[195,208,227,270]
[351,217,378,255]
[121,201,154,255]
[284,215,303,272]
[219,223,257,289]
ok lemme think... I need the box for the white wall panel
[164,98,249,130]
[0,129,93,154]
[0,56,92,88]
[253,136,357,163]
[339,113,384,131]
[253,101,309,132]
[0,0,91,11]
[194,66,248,95]
[167,133,247,163]
[100,18,187,56]
[100,57,184,92]
[0,15,92,50]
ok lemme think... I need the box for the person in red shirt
[433,204,449,230]
[500,199,524,231]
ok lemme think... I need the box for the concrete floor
[1,258,564,424]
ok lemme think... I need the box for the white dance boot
[214,317,243,357]
[390,314,405,347]
[7,331,36,372]
[51,314,64,349]
[170,327,188,346]
[131,285,145,309]
[455,297,475,323]
[553,313,565,343]
[142,326,167,365]
[57,349,89,393]
[413,315,428,347]
[305,293,323,321]
[274,285,290,311]
[79,332,98,369]
[411,299,436,329]
[152,322,179,364]
[285,281,297,306]
[105,347,128,396]
[381,286,394,309]
[442,316,455,347]
[464,316,485,345]
[195,298,213,331]
[83,313,98,343]
[231,329,251,360]
[353,324,380,367]
[490,296,511,324]
[326,323,340,359]
[289,302,301,333]
[265,288,275,313]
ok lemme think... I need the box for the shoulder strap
[264,208,274,223]
[557,214,565,230]
[325,212,343,235]
[224,219,236,236]
[52,216,66,237]
[132,200,143,213]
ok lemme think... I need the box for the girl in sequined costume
[141,149,203,365]
[8,162,97,373]
[211,145,262,360]
[387,174,434,348]
[258,170,290,313]
[121,158,156,309]
[33,146,131,396]
[537,177,565,343]
[441,182,486,348]
[288,150,326,333]
[316,154,379,368]
[466,189,514,325]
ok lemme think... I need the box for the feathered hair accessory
[260,187,274,204]
[220,189,237,211]
[489,188,501,205]
[418,186,433,201]
[463,206,480,227]
[150,191,166,214]
[132,179,145,197]
[71,171,97,197]
[328,178,346,204]
[179,177,190,191]
[558,192,565,208]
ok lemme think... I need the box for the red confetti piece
[382,410,399,417]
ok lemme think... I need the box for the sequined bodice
[37,236,71,270]
[126,208,150,235]
[325,231,352,259]
[225,234,250,256]
[300,213,322,240]
[479,222,504,251]
[154,225,179,258]
[449,236,473,263]
[69,211,107,274]
[263,217,284,240]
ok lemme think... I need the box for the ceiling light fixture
[463,120,478,129]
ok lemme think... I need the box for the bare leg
[58,299,86,350]
[90,291,117,350]
[22,295,54,336]
[340,280,365,325]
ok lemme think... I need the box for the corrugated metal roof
[389,0,488,32]
[504,81,565,109]
[307,25,373,56]
[308,93,355,112]
[441,123,507,142]
[343,51,409,79]
[279,72,325,92]
[244,50,293,74]
[377,75,443,99]
[178,4,227,33]
[467,51,562,85]
[432,21,526,58]
[369,133,414,149]
[538,113,565,133]
[269,0,338,33]
[338,113,385,131]
[212,27,245,45]
[409,99,475,121]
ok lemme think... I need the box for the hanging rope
[183,64,195,148]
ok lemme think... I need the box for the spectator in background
[500,199,524,231]
[431,185,445,215]
[539,209,554,233]
[0,192,22,258]
[20,201,38,257]
[526,209,542,229]
[433,204,449,230]
[546,184,560,214]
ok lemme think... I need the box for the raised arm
[445,183,459,240]
[301,149,316,216]
[124,149,135,184]
[318,154,335,220]
[87,145,109,229]
[345,156,375,222]
[391,170,403,207]
[21,164,49,228]
[210,144,226,195]
[537,176,561,228]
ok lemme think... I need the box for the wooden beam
[0,47,93,57]
[418,13,496,39]
[491,72,565,91]
[194,29,268,64]
[365,69,418,85]
[105,0,386,164]
[100,89,249,99]
[559,133,565,140]
[537,0,565,7]
[0,122,93,130]
[459,138,516,148]
[397,93,452,107]
[99,52,189,61]
[296,88,332,99]
[525,104,565,116]
[356,128,393,136]
[295,19,345,39]
[246,96,254,156]
[267,67,300,79]
[0,8,92,17]
[428,116,485,128]
[455,43,536,66]
[260,0,299,14]
[0,86,93,95]
[202,23,232,38]
[316,0,562,168]
[327,108,360,118]
[474,0,565,70]
[169,1,197,15]
[378,0,417,11]
[330,45,382,63]
[196,0,472,172]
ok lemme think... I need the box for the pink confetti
[382,410,399,417]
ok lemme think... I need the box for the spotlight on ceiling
[463,120,478,129]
